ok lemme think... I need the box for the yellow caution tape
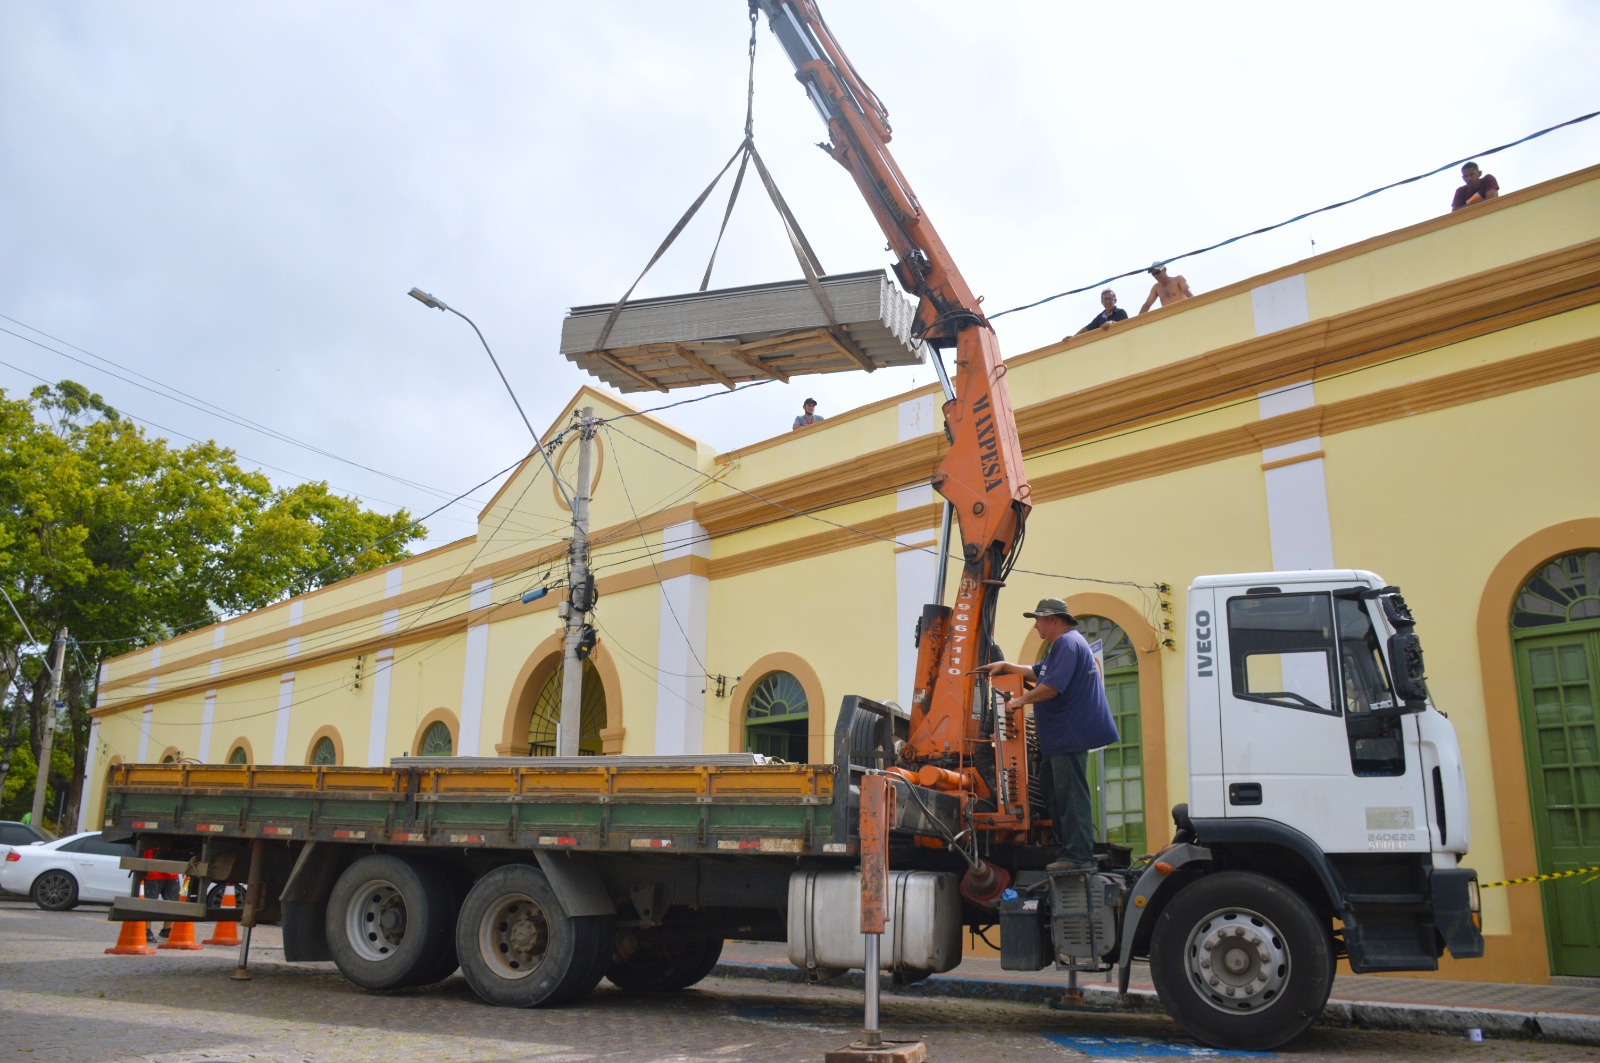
[1479,864,1600,889]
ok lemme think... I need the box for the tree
[0,382,426,828]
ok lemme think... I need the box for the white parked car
[0,831,136,910]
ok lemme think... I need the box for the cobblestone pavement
[2,901,1593,1063]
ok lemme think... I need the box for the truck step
[109,898,239,923]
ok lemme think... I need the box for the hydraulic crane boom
[756,0,1036,829]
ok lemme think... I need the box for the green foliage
[0,381,427,820]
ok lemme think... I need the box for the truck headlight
[1468,878,1480,913]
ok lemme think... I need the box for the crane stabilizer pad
[824,1039,929,1062]
[561,269,927,393]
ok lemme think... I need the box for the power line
[0,316,483,506]
[989,109,1600,321]
[600,424,708,676]
[67,449,536,648]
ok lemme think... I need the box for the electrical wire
[66,449,536,647]
[599,424,708,676]
[596,378,777,423]
[988,109,1600,322]
[0,317,482,506]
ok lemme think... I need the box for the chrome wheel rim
[1183,905,1291,1013]
[345,879,407,962]
[476,891,549,980]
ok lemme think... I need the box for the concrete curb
[712,961,1600,1046]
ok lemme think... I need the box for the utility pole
[557,409,596,758]
[30,629,67,828]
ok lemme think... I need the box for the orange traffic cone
[158,917,204,951]
[203,885,241,947]
[106,919,156,956]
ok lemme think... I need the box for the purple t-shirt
[1030,629,1120,756]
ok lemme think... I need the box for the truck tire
[1148,871,1332,1051]
[606,936,723,993]
[456,863,614,1008]
[326,854,455,991]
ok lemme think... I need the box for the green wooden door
[1515,630,1600,976]
[1080,618,1147,855]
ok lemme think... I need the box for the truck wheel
[326,854,455,991]
[606,937,724,992]
[32,869,80,911]
[1148,871,1332,1051]
[456,864,614,1008]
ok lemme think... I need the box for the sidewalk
[716,941,1600,1046]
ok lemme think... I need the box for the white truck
[989,570,1482,1048]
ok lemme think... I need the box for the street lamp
[407,287,575,510]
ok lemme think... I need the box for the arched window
[1513,550,1600,628]
[309,736,337,766]
[744,671,809,762]
[227,745,249,765]
[527,659,605,756]
[419,721,453,757]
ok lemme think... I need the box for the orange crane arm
[757,0,1034,807]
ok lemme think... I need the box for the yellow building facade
[90,164,1600,984]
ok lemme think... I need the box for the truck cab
[1180,570,1482,976]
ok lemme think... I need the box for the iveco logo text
[1194,610,1213,677]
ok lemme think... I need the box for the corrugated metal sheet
[560,269,927,393]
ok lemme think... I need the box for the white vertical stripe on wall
[1256,376,1335,572]
[385,567,404,598]
[899,394,936,442]
[138,707,152,763]
[457,578,494,758]
[272,675,295,764]
[213,624,226,649]
[1251,273,1309,336]
[198,689,217,763]
[656,519,711,756]
[654,574,709,756]
[367,648,395,766]
[895,481,937,712]
[289,600,303,626]
[77,721,99,832]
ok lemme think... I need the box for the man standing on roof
[792,398,824,431]
[1139,262,1194,314]
[1452,162,1500,211]
[980,598,1119,872]
[1074,289,1129,336]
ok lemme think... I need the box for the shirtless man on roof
[1139,263,1193,314]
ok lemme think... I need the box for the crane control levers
[757,0,1039,839]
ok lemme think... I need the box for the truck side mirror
[1386,631,1429,710]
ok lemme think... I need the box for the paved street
[0,899,1591,1062]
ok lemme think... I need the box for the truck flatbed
[105,759,842,858]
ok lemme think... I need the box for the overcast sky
[2,1,1595,555]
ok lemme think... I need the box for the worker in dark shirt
[1074,289,1128,336]
[1451,162,1500,211]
